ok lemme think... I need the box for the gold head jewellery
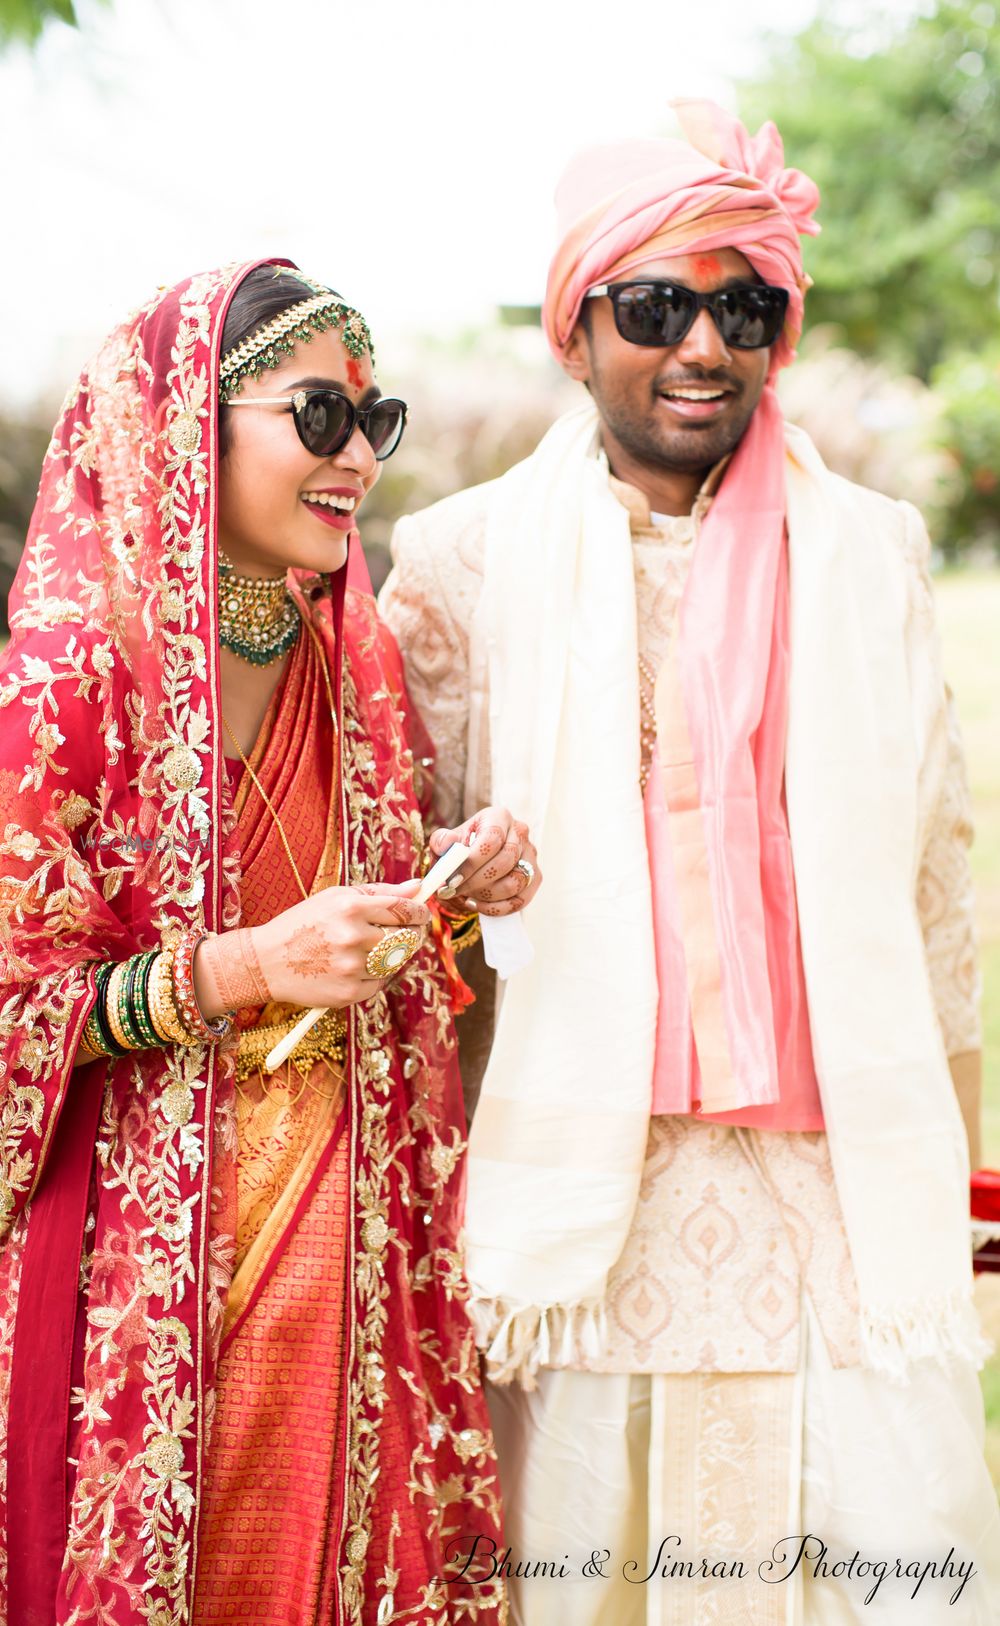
[217,552,301,666]
[218,288,374,403]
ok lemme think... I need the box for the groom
[380,101,999,1624]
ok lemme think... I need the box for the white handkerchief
[480,913,534,980]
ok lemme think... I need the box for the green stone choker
[217,555,301,667]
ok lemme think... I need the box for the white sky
[1,0,924,405]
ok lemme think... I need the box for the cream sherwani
[380,450,999,1626]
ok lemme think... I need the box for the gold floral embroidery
[0,974,85,1233]
[49,268,233,1623]
[337,640,505,1624]
[54,791,94,831]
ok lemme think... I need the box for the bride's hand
[195,881,430,1016]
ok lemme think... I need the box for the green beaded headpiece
[218,278,374,403]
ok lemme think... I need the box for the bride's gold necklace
[223,714,344,1105]
[222,715,309,901]
[218,551,301,666]
[220,615,339,900]
[221,619,343,1104]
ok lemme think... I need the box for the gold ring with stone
[515,858,535,888]
[365,926,422,979]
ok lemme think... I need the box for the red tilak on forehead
[346,358,364,389]
[693,254,723,278]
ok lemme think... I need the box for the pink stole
[646,388,823,1130]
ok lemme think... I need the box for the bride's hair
[218,266,327,455]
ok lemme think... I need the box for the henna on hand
[475,824,508,859]
[213,927,271,1009]
[284,925,337,977]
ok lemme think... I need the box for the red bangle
[170,926,231,1042]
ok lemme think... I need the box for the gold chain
[222,714,310,902]
[221,607,340,904]
[221,612,344,1100]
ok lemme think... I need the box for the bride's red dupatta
[0,262,504,1624]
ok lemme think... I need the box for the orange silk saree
[195,613,351,1620]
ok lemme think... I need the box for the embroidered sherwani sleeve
[379,514,471,831]
[379,505,497,1120]
[900,501,983,1166]
[915,690,981,1059]
[897,497,988,1053]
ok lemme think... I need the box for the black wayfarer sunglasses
[227,388,408,461]
[586,279,789,351]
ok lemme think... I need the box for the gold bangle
[147,952,172,1041]
[146,953,175,1042]
[105,962,135,1051]
[146,949,172,1040]
[79,1009,106,1059]
[148,950,193,1046]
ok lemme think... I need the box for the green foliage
[0,0,93,47]
[931,344,1000,554]
[741,2,1000,380]
[0,408,51,634]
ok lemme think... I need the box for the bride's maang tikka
[218,277,374,403]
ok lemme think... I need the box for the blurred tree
[0,408,51,635]
[0,0,102,48]
[741,1,1000,379]
[931,342,1000,555]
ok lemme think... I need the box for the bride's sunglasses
[227,388,408,461]
[586,279,789,350]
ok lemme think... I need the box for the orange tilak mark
[346,358,364,388]
[693,255,722,278]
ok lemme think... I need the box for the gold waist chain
[235,1005,347,1086]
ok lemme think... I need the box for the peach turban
[542,99,820,373]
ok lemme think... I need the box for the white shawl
[463,404,984,1386]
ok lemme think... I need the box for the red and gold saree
[0,263,505,1624]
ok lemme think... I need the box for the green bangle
[121,952,155,1049]
[93,962,128,1058]
[128,951,161,1050]
[117,956,146,1050]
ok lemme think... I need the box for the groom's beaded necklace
[217,552,301,666]
[638,653,658,792]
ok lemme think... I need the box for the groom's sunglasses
[586,279,789,351]
[227,389,408,460]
